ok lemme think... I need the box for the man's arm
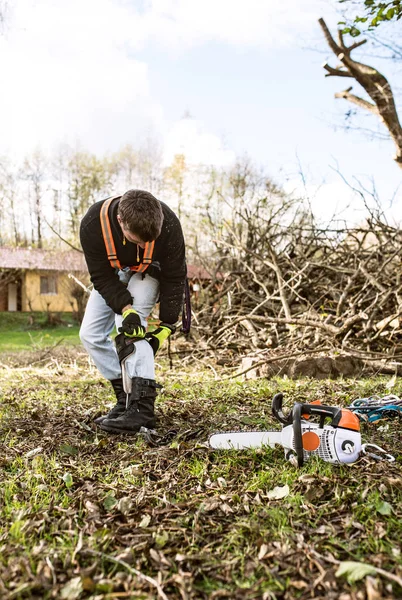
[158,212,187,325]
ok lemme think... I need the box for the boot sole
[99,423,156,434]
[99,425,142,434]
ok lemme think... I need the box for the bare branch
[334,89,379,114]
[323,63,354,78]
[318,17,342,55]
[43,216,83,253]
[349,39,367,52]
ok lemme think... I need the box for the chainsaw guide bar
[209,430,282,449]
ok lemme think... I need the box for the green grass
[0,311,81,351]
[0,360,401,599]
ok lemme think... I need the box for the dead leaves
[1,374,402,599]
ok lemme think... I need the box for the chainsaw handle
[299,403,343,427]
[292,403,304,467]
[291,403,342,467]
[272,393,293,425]
[271,395,342,426]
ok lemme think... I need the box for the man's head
[117,190,164,246]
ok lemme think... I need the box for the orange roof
[0,247,87,272]
[186,264,216,280]
[0,247,216,279]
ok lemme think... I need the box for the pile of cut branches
[186,200,402,376]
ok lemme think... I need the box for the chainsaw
[209,393,362,466]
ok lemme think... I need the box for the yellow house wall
[23,271,81,312]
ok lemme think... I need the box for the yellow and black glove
[119,308,146,338]
[145,323,175,355]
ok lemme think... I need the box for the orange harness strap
[100,196,154,273]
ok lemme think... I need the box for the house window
[40,275,58,295]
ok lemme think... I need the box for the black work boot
[94,378,127,425]
[99,377,160,434]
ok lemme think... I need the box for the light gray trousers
[80,272,159,382]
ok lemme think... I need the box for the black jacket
[80,196,186,324]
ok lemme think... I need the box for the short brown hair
[118,190,164,241]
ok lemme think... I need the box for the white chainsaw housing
[209,421,362,464]
[283,421,361,464]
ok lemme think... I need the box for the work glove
[119,308,146,338]
[145,323,175,356]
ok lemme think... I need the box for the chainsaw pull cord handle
[272,393,293,425]
[292,403,304,467]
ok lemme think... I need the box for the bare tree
[164,154,187,220]
[0,158,23,245]
[50,144,71,241]
[23,149,48,248]
[112,144,138,189]
[137,135,164,195]
[319,17,402,169]
[66,149,115,241]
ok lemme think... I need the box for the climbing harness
[100,196,154,274]
[349,394,402,423]
[100,195,191,334]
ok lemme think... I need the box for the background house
[0,247,89,314]
[186,263,218,309]
[0,247,215,316]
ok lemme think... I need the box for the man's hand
[145,323,175,355]
[119,308,146,338]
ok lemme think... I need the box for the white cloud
[1,0,163,156]
[1,0,334,160]
[131,0,331,50]
[163,117,235,166]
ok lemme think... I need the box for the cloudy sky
[1,0,401,222]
